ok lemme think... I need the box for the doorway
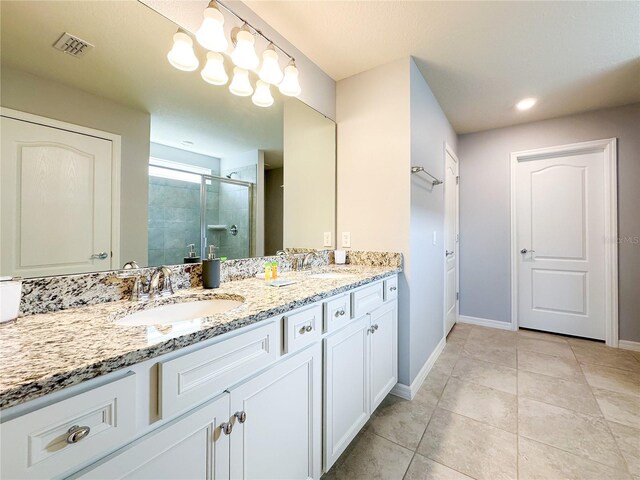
[511,138,618,344]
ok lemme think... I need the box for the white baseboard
[618,340,640,352]
[390,336,446,400]
[458,315,517,331]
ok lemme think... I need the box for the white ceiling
[245,1,640,133]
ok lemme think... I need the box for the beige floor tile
[414,366,451,405]
[452,355,517,394]
[517,328,569,344]
[332,430,413,479]
[432,344,462,374]
[572,344,640,373]
[518,370,601,416]
[608,421,640,477]
[417,408,517,480]
[518,349,585,383]
[463,340,517,368]
[404,454,473,480]
[518,336,576,359]
[518,436,632,480]
[592,387,640,429]
[567,336,607,348]
[369,393,436,450]
[582,363,640,397]
[518,397,627,470]
[468,326,518,348]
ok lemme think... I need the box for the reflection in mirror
[0,0,335,279]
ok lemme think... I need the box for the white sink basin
[308,272,354,279]
[116,299,243,326]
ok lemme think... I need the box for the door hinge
[456,292,459,301]
[456,175,459,185]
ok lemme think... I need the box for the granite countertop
[0,265,399,410]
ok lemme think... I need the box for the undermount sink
[307,272,355,279]
[116,298,244,326]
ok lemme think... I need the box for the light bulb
[259,45,283,85]
[229,67,253,96]
[195,3,228,52]
[252,80,274,107]
[167,31,199,72]
[279,62,301,97]
[201,52,228,85]
[516,98,537,110]
[231,28,259,70]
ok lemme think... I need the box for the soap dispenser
[202,245,220,289]
[184,244,201,264]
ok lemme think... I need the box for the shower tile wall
[217,164,256,260]
[148,177,201,266]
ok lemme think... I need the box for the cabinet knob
[234,411,247,423]
[373,324,379,331]
[305,325,313,332]
[220,422,233,435]
[368,326,375,334]
[340,309,346,316]
[66,425,91,444]
[335,309,346,317]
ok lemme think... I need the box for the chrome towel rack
[411,166,443,186]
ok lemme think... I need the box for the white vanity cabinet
[323,287,398,470]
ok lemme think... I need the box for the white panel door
[229,343,322,480]
[516,151,606,339]
[74,393,230,479]
[444,148,459,334]
[1,116,113,277]
[323,315,369,470]
[369,301,397,412]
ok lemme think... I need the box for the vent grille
[53,32,94,58]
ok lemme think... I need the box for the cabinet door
[73,393,231,480]
[323,315,369,471]
[369,301,398,412]
[229,343,321,480]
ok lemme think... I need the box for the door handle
[90,252,109,260]
[520,248,535,254]
[445,250,454,257]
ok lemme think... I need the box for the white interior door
[515,146,609,339]
[444,147,459,335]
[1,116,114,277]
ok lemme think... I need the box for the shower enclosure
[148,163,254,266]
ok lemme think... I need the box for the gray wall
[264,168,284,255]
[458,103,640,342]
[1,67,151,265]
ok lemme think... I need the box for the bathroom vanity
[0,266,399,479]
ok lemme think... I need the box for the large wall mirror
[0,0,336,279]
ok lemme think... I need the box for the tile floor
[323,323,640,480]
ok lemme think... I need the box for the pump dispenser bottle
[202,245,220,289]
[184,244,201,264]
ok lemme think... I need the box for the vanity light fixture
[195,1,228,52]
[231,25,259,70]
[229,67,253,96]
[201,52,228,85]
[252,80,274,107]
[259,44,284,85]
[516,97,537,111]
[167,30,199,72]
[279,61,301,97]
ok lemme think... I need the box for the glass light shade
[201,52,228,85]
[229,67,253,96]
[195,6,228,52]
[252,80,274,107]
[259,46,283,85]
[278,63,301,97]
[231,29,259,70]
[167,31,199,72]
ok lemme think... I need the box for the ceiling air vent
[53,32,94,58]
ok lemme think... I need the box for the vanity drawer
[159,321,278,419]
[284,304,322,353]
[384,276,398,301]
[351,282,384,317]
[324,294,351,333]
[0,373,136,480]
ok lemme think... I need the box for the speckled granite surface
[0,264,400,410]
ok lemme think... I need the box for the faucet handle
[158,266,174,297]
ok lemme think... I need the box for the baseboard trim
[458,315,517,331]
[618,340,640,352]
[390,336,446,400]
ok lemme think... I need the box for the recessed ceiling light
[181,140,194,146]
[516,98,537,111]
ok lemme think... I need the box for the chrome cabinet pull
[66,425,91,444]
[90,252,108,260]
[373,324,379,331]
[234,411,247,423]
[335,309,346,318]
[305,325,313,332]
[389,286,397,291]
[221,422,233,435]
[299,325,313,334]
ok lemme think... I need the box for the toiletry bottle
[184,244,201,264]
[264,262,272,281]
[271,261,278,280]
[202,245,220,289]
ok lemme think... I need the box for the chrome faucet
[277,250,299,271]
[149,266,174,299]
[301,251,319,270]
